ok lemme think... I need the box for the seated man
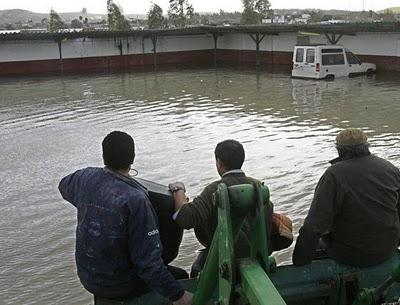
[58,131,191,305]
[293,128,400,267]
[169,139,292,276]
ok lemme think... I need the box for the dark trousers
[314,238,329,260]
[94,265,188,305]
[190,248,208,278]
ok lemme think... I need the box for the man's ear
[216,158,221,169]
[216,158,225,176]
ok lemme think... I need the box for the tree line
[47,0,271,32]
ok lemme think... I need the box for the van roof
[295,43,343,48]
[295,44,343,47]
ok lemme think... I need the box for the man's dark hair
[214,139,245,170]
[336,143,371,159]
[102,131,135,170]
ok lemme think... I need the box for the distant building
[262,18,272,24]
[273,15,286,23]
[294,17,309,24]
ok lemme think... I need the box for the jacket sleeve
[128,193,184,302]
[58,169,86,207]
[174,182,217,229]
[398,190,400,245]
[293,170,339,266]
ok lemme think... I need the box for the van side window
[306,49,315,63]
[322,54,345,65]
[295,48,304,62]
[321,48,344,53]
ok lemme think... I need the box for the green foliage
[321,14,333,22]
[107,0,131,31]
[147,3,164,29]
[309,10,323,23]
[241,0,271,25]
[168,0,195,27]
[254,0,271,18]
[186,3,194,20]
[71,18,83,28]
[241,7,258,25]
[49,9,65,32]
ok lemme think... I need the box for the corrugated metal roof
[0,22,399,41]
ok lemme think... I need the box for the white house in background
[274,15,286,23]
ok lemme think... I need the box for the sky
[1,0,400,14]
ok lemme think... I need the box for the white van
[291,45,376,80]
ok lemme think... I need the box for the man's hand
[168,182,186,193]
[169,182,189,211]
[173,291,193,305]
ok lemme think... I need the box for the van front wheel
[366,69,374,75]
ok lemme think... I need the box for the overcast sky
[1,0,400,14]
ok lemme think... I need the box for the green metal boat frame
[127,183,400,305]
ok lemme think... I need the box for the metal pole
[151,36,157,69]
[57,40,63,75]
[213,33,218,68]
[256,33,260,66]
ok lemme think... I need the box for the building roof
[0,22,399,41]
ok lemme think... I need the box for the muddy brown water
[1,69,400,305]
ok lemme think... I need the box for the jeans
[93,265,188,305]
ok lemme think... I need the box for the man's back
[174,172,271,249]
[59,167,183,300]
[326,154,400,265]
[294,154,400,266]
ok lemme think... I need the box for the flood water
[1,68,400,305]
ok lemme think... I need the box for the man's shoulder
[243,176,262,184]
[370,154,399,168]
[201,175,263,197]
[201,180,221,195]
[221,174,261,185]
[71,166,104,178]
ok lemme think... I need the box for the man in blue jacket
[59,131,192,305]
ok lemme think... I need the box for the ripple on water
[1,69,400,304]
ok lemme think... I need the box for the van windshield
[346,52,361,65]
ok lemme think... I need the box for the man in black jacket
[59,131,192,305]
[293,128,400,267]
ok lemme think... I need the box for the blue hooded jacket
[58,167,184,301]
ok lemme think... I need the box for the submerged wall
[0,30,399,76]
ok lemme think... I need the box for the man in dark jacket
[293,128,400,267]
[58,131,192,305]
[169,139,292,276]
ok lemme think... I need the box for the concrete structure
[0,23,399,76]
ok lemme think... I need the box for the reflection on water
[0,69,400,305]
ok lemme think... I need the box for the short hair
[336,143,371,159]
[214,139,245,170]
[336,128,368,146]
[102,131,135,171]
